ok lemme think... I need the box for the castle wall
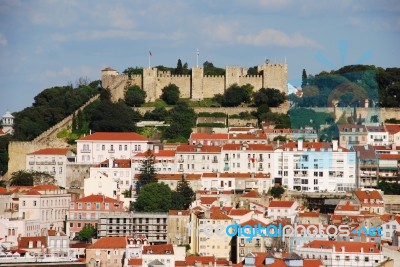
[155,74,192,99]
[238,75,263,91]
[191,67,203,100]
[143,68,158,102]
[66,163,94,188]
[202,76,225,98]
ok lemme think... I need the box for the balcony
[178,168,184,172]
[374,139,383,142]
[348,141,360,145]
[80,149,91,153]
[212,159,218,163]
[224,157,230,162]
[29,161,35,165]
[258,167,264,171]
[224,167,229,171]
[178,158,184,163]
[108,150,115,153]
[57,161,63,165]
[258,158,264,162]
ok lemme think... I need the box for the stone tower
[143,68,158,102]
[225,66,247,89]
[259,62,288,95]
[191,67,204,100]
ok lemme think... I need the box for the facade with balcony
[351,145,378,188]
[67,194,124,238]
[378,153,400,182]
[338,124,368,149]
[273,140,357,192]
[132,148,176,174]
[76,132,149,164]
[26,148,72,188]
[366,126,389,146]
[97,212,168,244]
[175,144,221,174]
[221,143,274,174]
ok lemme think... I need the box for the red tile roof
[229,209,253,216]
[74,194,121,203]
[18,236,47,249]
[354,190,383,201]
[277,141,349,152]
[303,240,380,253]
[88,237,126,249]
[269,200,295,208]
[298,211,320,218]
[0,187,8,194]
[210,210,232,220]
[184,255,216,265]
[168,210,190,216]
[128,258,142,265]
[200,197,219,205]
[379,154,400,160]
[240,218,268,227]
[142,244,174,255]
[133,150,176,157]
[385,124,400,135]
[190,133,229,140]
[222,143,273,151]
[32,184,59,191]
[176,145,221,153]
[78,132,148,141]
[229,133,267,140]
[99,159,131,168]
[155,173,201,181]
[335,201,360,212]
[242,190,261,198]
[24,189,41,195]
[29,148,69,155]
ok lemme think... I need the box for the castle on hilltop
[101,61,288,102]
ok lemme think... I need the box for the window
[364,257,369,262]
[23,201,26,206]
[102,145,105,151]
[33,200,37,206]
[110,145,114,151]
[78,203,82,209]
[59,167,62,174]
[119,145,122,151]
[87,203,91,209]
[124,145,128,151]
[105,203,109,210]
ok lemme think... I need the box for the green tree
[161,84,180,105]
[176,177,195,209]
[0,180,6,187]
[78,224,97,243]
[302,69,307,88]
[247,66,259,75]
[123,67,143,77]
[137,149,157,190]
[221,84,253,107]
[0,135,11,176]
[171,191,185,210]
[125,85,147,107]
[164,100,196,140]
[143,107,169,121]
[10,170,34,186]
[134,182,172,212]
[253,88,286,107]
[270,185,285,199]
[175,59,183,75]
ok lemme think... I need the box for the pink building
[67,194,124,238]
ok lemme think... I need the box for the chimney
[341,246,345,252]
[108,158,113,168]
[392,143,396,151]
[154,146,159,154]
[332,140,338,152]
[365,99,369,108]
[298,139,303,151]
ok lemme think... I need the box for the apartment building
[221,143,273,174]
[97,212,168,244]
[189,133,229,146]
[86,236,127,267]
[366,126,389,146]
[67,194,124,238]
[354,190,385,215]
[378,153,400,182]
[175,144,221,174]
[132,147,176,174]
[294,240,383,267]
[338,124,368,149]
[351,145,378,188]
[236,219,268,262]
[228,131,268,144]
[76,132,149,164]
[267,200,300,223]
[18,185,70,233]
[385,124,400,146]
[167,210,190,245]
[142,244,176,267]
[26,148,72,188]
[273,140,357,192]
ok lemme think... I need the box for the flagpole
[148,51,151,69]
[196,48,199,68]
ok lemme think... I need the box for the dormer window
[147,249,153,254]
[166,250,171,254]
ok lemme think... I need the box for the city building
[86,236,127,267]
[142,244,176,267]
[26,148,72,188]
[67,194,124,238]
[1,111,14,135]
[351,145,378,188]
[76,132,149,164]
[338,124,367,149]
[167,210,190,246]
[189,133,229,146]
[273,140,357,192]
[267,200,300,223]
[175,144,222,174]
[132,148,176,174]
[366,126,389,146]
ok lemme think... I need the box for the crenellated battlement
[101,60,288,102]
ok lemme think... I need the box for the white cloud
[0,33,7,45]
[107,7,135,29]
[237,29,321,48]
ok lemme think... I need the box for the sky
[0,0,399,115]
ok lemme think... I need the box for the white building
[366,126,389,146]
[267,200,300,223]
[381,217,400,242]
[221,143,274,174]
[76,132,149,164]
[132,147,176,174]
[1,111,14,135]
[294,240,384,267]
[273,140,357,192]
[26,148,72,188]
[175,144,222,174]
[142,244,176,267]
[18,185,70,233]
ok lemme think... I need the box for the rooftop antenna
[196,48,199,68]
